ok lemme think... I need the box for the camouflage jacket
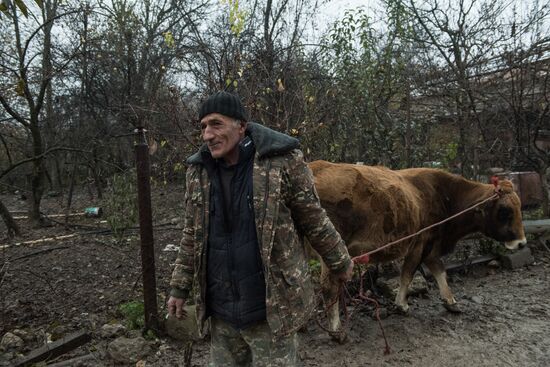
[169,122,351,338]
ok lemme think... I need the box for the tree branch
[0,94,30,127]
[0,147,90,180]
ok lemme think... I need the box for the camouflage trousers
[209,317,301,367]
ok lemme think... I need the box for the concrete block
[499,246,534,269]
[376,274,428,299]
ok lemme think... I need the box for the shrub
[118,301,144,330]
[103,170,138,243]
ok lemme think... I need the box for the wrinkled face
[485,185,526,250]
[200,113,246,164]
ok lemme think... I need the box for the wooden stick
[421,254,496,277]
[13,213,84,220]
[0,234,78,250]
[14,330,91,367]
[42,353,98,367]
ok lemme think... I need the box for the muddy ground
[1,185,549,366]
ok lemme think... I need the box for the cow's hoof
[443,302,462,313]
[394,303,410,315]
[330,331,348,344]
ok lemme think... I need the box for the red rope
[316,274,391,354]
[356,270,391,354]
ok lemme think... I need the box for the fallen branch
[14,330,91,367]
[0,234,78,250]
[42,353,99,367]
[13,213,84,220]
[42,215,109,230]
[0,221,179,250]
[0,226,120,250]
[421,254,496,277]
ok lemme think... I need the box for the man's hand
[336,261,354,282]
[167,296,186,319]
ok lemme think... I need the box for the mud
[1,187,549,366]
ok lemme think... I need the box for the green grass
[118,301,144,330]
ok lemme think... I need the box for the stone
[100,323,126,339]
[487,260,500,268]
[499,246,535,269]
[0,332,24,351]
[126,330,142,339]
[158,343,172,354]
[162,244,179,252]
[376,274,428,299]
[471,296,484,304]
[50,325,68,341]
[107,336,151,364]
[79,313,101,331]
[0,351,16,366]
[11,329,33,343]
[164,305,200,342]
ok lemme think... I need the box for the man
[167,91,353,366]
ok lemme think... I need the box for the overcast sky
[317,0,548,25]
[317,0,374,27]
[312,0,549,42]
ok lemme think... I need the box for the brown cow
[309,161,526,340]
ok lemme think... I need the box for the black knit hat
[198,91,248,122]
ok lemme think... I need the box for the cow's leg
[423,256,460,313]
[320,261,346,343]
[395,248,423,313]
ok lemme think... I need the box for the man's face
[200,113,246,163]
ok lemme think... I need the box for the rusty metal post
[135,127,159,332]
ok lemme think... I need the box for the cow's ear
[498,180,514,194]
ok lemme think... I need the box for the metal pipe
[134,127,159,333]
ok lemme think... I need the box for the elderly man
[167,91,353,366]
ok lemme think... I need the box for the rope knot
[490,176,503,197]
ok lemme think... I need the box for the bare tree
[0,0,77,224]
[403,0,512,177]
[186,0,324,132]
[492,7,550,215]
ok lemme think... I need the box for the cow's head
[484,180,527,250]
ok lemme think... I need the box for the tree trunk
[65,159,78,227]
[28,124,46,225]
[539,166,550,217]
[0,198,20,237]
[92,148,103,199]
[405,82,412,168]
[29,160,45,224]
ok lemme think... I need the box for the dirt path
[177,258,550,367]
[1,189,549,366]
[300,261,550,366]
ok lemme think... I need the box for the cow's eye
[497,207,513,223]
